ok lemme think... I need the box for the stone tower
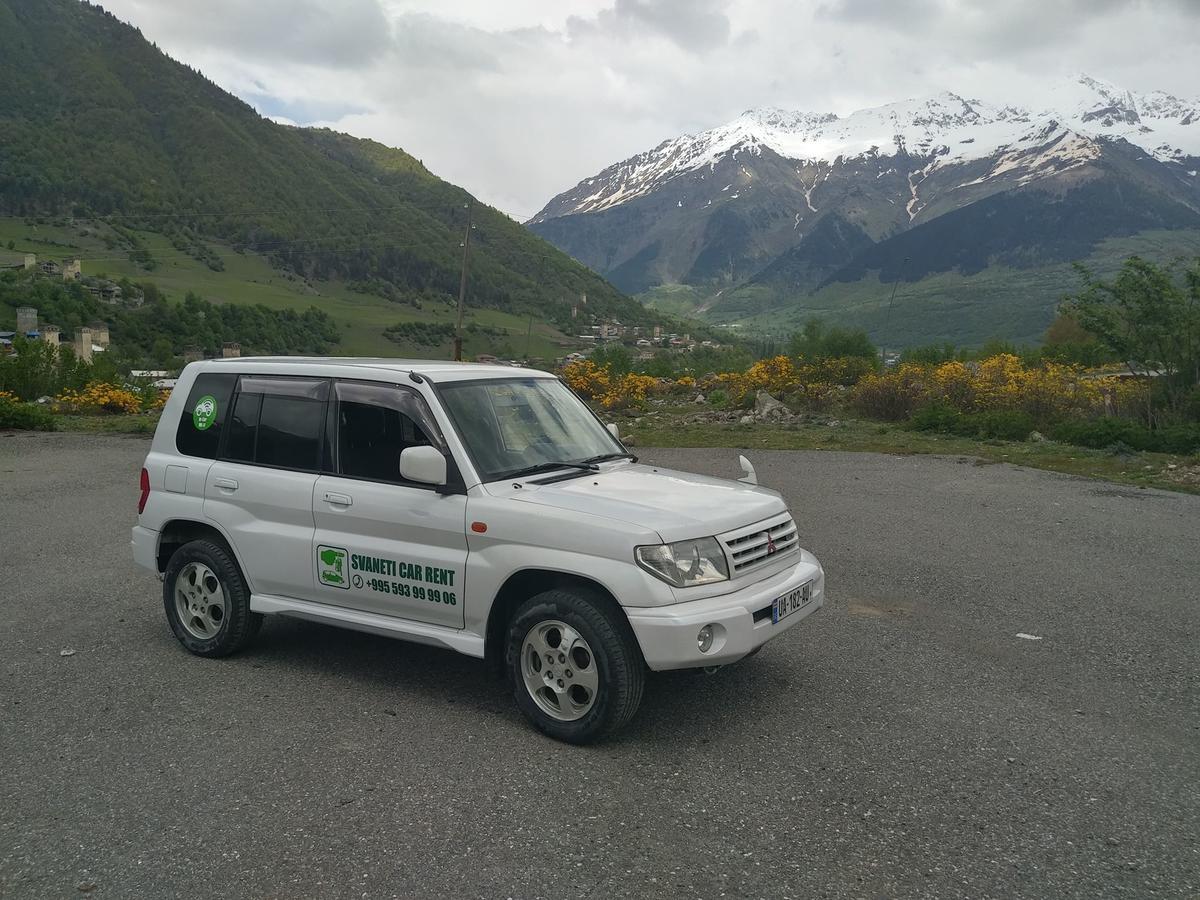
[74,327,94,363]
[16,307,37,334]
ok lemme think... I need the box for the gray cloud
[109,0,392,67]
[100,0,1200,217]
[567,0,732,51]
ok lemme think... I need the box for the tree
[1065,256,1200,415]
[788,318,877,362]
[1041,312,1113,367]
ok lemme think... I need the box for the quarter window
[174,373,237,459]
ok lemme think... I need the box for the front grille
[720,514,799,574]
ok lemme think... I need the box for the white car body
[131,358,824,673]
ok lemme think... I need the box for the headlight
[636,537,729,587]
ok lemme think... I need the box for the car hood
[503,463,786,542]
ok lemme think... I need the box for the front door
[310,380,467,629]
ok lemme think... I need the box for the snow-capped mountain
[528,74,1200,344]
[530,74,1199,224]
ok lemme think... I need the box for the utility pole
[454,199,474,362]
[881,256,909,369]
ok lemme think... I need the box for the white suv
[132,358,824,743]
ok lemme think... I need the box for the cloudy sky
[101,0,1200,219]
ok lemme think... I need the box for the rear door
[311,380,467,629]
[203,375,328,600]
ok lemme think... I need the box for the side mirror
[606,422,620,440]
[399,445,448,486]
[737,454,757,485]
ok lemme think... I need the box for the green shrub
[969,410,1037,442]
[907,403,961,433]
[0,398,57,431]
[1050,418,1200,455]
[906,403,1034,441]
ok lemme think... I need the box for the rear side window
[175,373,237,459]
[219,376,328,472]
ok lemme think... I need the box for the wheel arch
[156,519,250,586]
[483,569,627,677]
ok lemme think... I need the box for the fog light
[697,625,714,653]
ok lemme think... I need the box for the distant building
[40,325,61,349]
[74,327,94,363]
[88,322,110,349]
[221,342,241,359]
[182,348,203,363]
[16,307,37,334]
[62,259,81,281]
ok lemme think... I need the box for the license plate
[772,581,813,624]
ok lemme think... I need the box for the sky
[101,0,1200,220]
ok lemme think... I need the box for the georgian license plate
[772,581,813,624]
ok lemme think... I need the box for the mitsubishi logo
[764,531,777,555]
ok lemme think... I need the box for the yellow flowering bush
[852,354,1145,424]
[562,360,610,402]
[56,383,142,415]
[849,364,930,421]
[145,388,171,412]
[599,373,658,410]
[0,390,18,403]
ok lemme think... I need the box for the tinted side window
[224,392,261,463]
[175,372,237,459]
[336,382,441,484]
[219,376,328,472]
[258,396,323,470]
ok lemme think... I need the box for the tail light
[138,467,150,514]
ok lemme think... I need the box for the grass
[682,229,1200,347]
[616,408,1200,495]
[0,217,578,361]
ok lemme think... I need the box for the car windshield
[438,377,626,482]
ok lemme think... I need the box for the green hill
[0,0,670,357]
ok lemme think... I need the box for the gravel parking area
[1,433,1197,898]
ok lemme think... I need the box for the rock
[827,420,841,427]
[1030,430,1046,442]
[739,415,754,425]
[694,393,705,404]
[754,390,790,420]
[76,881,98,894]
[59,649,76,657]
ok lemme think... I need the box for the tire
[162,539,261,658]
[505,588,645,744]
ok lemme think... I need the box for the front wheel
[506,589,645,744]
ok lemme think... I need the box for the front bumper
[625,553,824,670]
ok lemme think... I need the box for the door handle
[213,477,239,491]
[324,491,353,507]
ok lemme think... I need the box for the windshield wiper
[504,460,599,481]
[578,452,638,465]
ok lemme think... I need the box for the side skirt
[250,594,485,658]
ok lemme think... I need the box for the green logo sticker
[192,395,218,431]
[317,545,349,589]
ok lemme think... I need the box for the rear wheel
[506,589,645,744]
[163,539,261,657]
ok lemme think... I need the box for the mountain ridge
[0,0,663,339]
[528,73,1200,344]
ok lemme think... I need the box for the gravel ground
[1,432,1197,899]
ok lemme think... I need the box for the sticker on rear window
[192,395,218,431]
